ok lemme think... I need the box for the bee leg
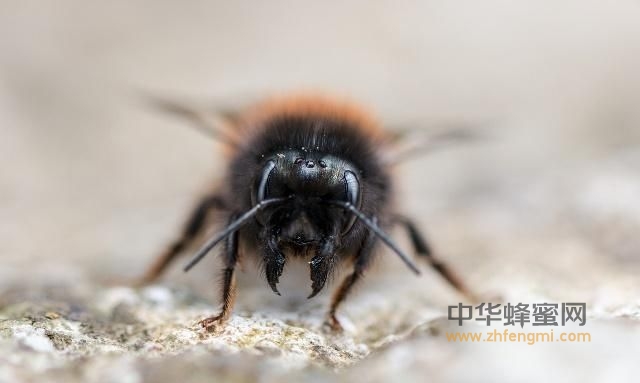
[326,218,378,332]
[393,215,475,300]
[308,233,339,299]
[199,213,239,331]
[136,194,226,286]
[264,232,286,296]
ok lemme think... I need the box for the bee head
[251,150,361,244]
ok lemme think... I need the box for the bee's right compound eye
[342,170,361,234]
[253,160,276,225]
[255,161,276,203]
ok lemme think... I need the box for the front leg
[308,228,341,299]
[326,218,378,331]
[263,230,286,295]
[199,213,239,332]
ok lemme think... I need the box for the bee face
[252,149,362,249]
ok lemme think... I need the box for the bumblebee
[138,93,472,331]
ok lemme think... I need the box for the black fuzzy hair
[229,115,390,210]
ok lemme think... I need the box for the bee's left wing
[382,122,491,165]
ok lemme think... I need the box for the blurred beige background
[2,1,640,381]
[2,0,639,287]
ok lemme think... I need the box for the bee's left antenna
[327,200,421,275]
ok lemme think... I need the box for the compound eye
[253,160,276,225]
[257,161,276,203]
[342,170,361,234]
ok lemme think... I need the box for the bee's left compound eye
[342,170,361,234]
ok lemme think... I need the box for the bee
[138,92,473,331]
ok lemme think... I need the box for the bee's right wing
[140,93,243,147]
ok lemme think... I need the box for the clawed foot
[99,275,151,288]
[323,314,344,333]
[130,276,154,288]
[198,314,227,332]
[118,269,160,288]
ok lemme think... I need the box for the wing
[383,123,490,165]
[140,92,241,147]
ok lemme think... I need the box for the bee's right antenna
[183,197,288,272]
[326,200,421,275]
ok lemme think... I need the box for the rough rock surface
[2,251,640,383]
[0,278,445,382]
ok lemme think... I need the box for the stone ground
[2,1,640,382]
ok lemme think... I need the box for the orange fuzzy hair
[222,92,388,156]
